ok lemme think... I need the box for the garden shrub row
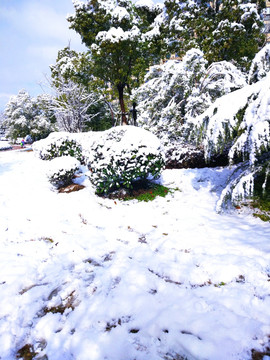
[33,126,165,193]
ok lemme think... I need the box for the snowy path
[0,151,270,360]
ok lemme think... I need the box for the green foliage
[164,0,265,69]
[48,168,78,188]
[50,47,93,88]
[250,171,270,221]
[253,212,270,222]
[90,146,165,195]
[253,161,270,199]
[84,102,113,132]
[38,138,84,163]
[47,156,80,188]
[124,183,170,202]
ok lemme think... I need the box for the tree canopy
[4,90,57,141]
[67,0,163,124]
[164,0,266,69]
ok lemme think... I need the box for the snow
[1,149,270,360]
[0,141,12,151]
[96,26,140,43]
[135,0,155,10]
[111,6,130,21]
[248,44,270,84]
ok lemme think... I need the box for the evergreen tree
[67,0,163,124]
[133,48,246,140]
[4,90,57,141]
[50,46,93,88]
[164,0,265,69]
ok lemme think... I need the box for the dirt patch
[251,346,270,360]
[1,145,32,152]
[58,184,85,193]
[16,344,37,360]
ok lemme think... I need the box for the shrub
[46,156,80,188]
[85,126,165,194]
[0,141,12,151]
[33,132,84,163]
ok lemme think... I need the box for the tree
[133,49,208,139]
[189,70,270,210]
[50,46,114,130]
[164,0,265,69]
[4,90,57,141]
[68,0,163,124]
[51,78,103,132]
[133,48,246,140]
[50,46,93,88]
[0,111,5,132]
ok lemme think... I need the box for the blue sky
[0,0,162,112]
[0,0,86,111]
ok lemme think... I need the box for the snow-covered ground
[0,140,12,151]
[0,150,270,360]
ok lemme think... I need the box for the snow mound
[0,141,12,151]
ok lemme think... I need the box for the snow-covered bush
[0,141,12,151]
[200,61,247,101]
[191,72,270,209]
[163,140,206,169]
[33,132,84,163]
[216,158,270,212]
[134,49,246,141]
[194,73,270,164]
[85,126,165,194]
[185,61,247,121]
[133,49,207,140]
[248,44,270,84]
[46,156,80,188]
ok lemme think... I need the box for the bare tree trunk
[117,84,128,125]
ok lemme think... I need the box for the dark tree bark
[117,84,128,125]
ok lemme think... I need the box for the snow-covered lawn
[0,150,270,360]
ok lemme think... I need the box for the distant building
[263,0,270,42]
